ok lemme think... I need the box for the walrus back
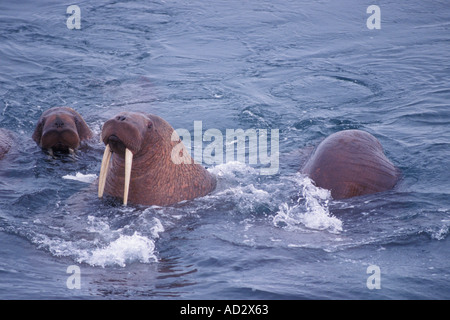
[302,130,399,199]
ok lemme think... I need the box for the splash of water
[272,174,343,233]
[62,172,98,183]
[79,232,157,267]
[33,213,162,268]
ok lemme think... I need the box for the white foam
[62,172,97,183]
[208,161,259,179]
[206,161,273,211]
[427,225,449,241]
[213,183,270,211]
[33,214,161,268]
[150,217,165,239]
[272,174,343,233]
[34,231,157,268]
[79,232,157,267]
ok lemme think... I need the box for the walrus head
[32,107,92,154]
[301,130,400,199]
[99,111,216,206]
[100,112,152,205]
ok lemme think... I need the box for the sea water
[0,0,449,299]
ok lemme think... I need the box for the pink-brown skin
[32,107,93,152]
[0,128,13,160]
[301,130,400,199]
[101,111,216,206]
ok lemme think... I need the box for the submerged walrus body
[98,111,216,206]
[301,130,400,199]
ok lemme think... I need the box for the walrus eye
[147,122,153,129]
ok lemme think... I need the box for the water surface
[0,0,449,299]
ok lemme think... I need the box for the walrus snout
[116,115,127,122]
[100,113,151,206]
[101,117,144,155]
[106,134,127,155]
[32,107,93,154]
[40,127,80,152]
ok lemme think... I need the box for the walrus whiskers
[123,148,133,206]
[98,144,112,199]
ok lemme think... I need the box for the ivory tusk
[123,148,133,206]
[47,148,55,158]
[98,144,112,198]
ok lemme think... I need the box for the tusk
[98,144,112,198]
[69,148,76,160]
[123,148,133,206]
[47,148,55,158]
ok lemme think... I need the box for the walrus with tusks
[98,111,216,206]
[32,107,93,155]
[301,130,400,199]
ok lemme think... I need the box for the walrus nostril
[116,115,127,121]
[108,135,120,143]
[54,118,64,128]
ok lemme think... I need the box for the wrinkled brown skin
[101,111,217,206]
[301,130,400,199]
[0,128,13,160]
[32,107,93,152]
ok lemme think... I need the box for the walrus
[32,107,93,154]
[98,111,216,206]
[301,130,400,199]
[0,128,14,160]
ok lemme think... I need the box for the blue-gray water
[0,0,449,300]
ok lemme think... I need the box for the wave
[31,213,164,268]
[76,232,157,267]
[23,161,344,266]
[272,174,342,234]
[62,172,98,183]
[3,160,447,268]
[208,162,342,232]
